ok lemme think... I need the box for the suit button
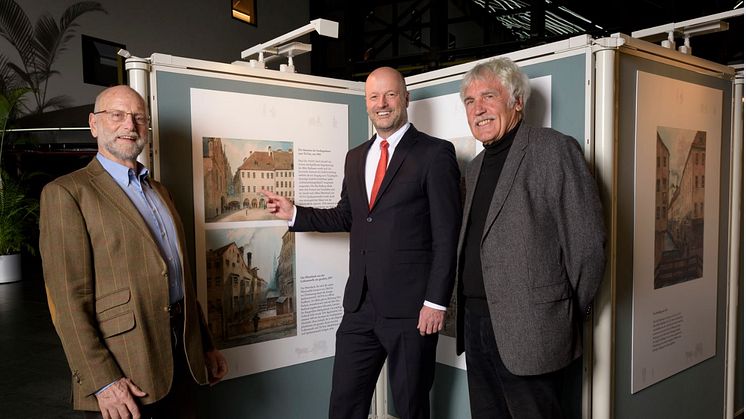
[162,271,168,278]
[361,250,366,255]
[366,217,372,222]
[164,306,170,312]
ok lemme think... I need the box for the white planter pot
[0,253,22,283]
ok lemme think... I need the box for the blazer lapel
[151,181,189,274]
[86,159,158,248]
[370,125,419,210]
[357,135,376,208]
[482,124,529,244]
[457,150,485,255]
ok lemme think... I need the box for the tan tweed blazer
[40,158,210,411]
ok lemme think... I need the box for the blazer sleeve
[292,161,353,233]
[423,140,462,306]
[550,136,607,314]
[40,181,123,396]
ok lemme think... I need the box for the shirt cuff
[95,380,117,396]
[424,300,446,311]
[288,206,297,227]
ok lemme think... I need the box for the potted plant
[0,0,104,282]
[0,88,36,283]
[0,171,38,282]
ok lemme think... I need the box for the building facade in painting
[275,230,296,313]
[206,242,267,342]
[235,146,294,209]
[654,130,706,288]
[667,131,705,262]
[203,137,236,219]
[654,135,670,268]
[273,149,294,201]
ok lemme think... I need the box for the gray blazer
[456,123,606,376]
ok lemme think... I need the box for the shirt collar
[373,122,411,149]
[484,120,521,151]
[96,153,149,186]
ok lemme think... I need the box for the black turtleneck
[461,122,520,316]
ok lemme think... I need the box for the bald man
[263,67,461,419]
[41,85,227,419]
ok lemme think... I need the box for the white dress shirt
[291,122,445,311]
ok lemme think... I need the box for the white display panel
[191,88,350,378]
[631,71,722,393]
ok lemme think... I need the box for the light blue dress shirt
[97,154,184,304]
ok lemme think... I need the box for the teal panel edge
[615,53,733,419]
[432,364,471,419]
[198,357,334,418]
[738,214,744,412]
[154,70,368,418]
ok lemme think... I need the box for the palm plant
[0,170,38,255]
[0,0,103,259]
[0,0,105,114]
[0,52,28,175]
[0,87,37,255]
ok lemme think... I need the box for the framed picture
[190,87,350,378]
[631,71,723,393]
[81,35,126,87]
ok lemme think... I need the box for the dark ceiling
[309,0,744,80]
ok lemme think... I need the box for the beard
[103,135,146,163]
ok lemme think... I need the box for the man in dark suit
[262,67,461,419]
[40,85,228,418]
[456,58,606,418]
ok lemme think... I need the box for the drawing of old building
[655,130,705,288]
[273,149,294,200]
[668,131,705,258]
[203,137,235,219]
[654,134,670,268]
[235,146,294,209]
[274,230,296,312]
[206,242,267,342]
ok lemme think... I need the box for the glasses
[94,109,150,126]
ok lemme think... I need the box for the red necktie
[369,139,389,209]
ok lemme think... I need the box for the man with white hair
[456,58,606,418]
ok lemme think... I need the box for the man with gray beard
[40,85,228,418]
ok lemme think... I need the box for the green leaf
[0,0,34,66]
[0,0,106,114]
[0,172,39,255]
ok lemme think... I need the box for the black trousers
[84,303,199,419]
[464,308,564,419]
[329,290,438,419]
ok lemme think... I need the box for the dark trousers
[329,290,438,419]
[464,308,563,419]
[84,303,199,419]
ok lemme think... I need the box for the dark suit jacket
[40,158,212,411]
[293,124,461,317]
[456,124,606,376]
